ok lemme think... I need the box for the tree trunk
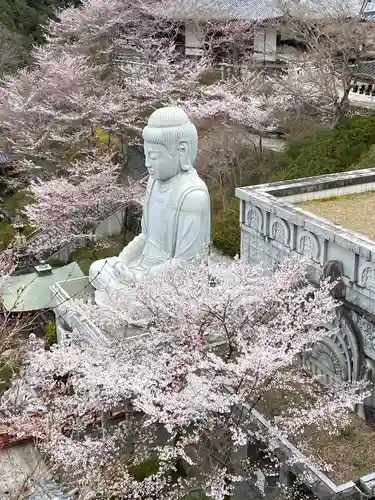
[332,87,351,128]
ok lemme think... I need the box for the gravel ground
[298,192,375,241]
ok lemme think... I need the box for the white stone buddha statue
[89,106,211,304]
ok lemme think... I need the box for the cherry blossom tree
[271,0,375,126]
[1,257,368,498]
[184,69,291,135]
[0,0,209,170]
[23,153,144,254]
[0,248,15,293]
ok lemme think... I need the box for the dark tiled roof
[166,0,375,21]
[166,0,283,21]
[357,60,375,78]
[0,152,9,165]
[363,9,375,19]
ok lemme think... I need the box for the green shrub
[0,359,14,393]
[4,189,33,216]
[354,144,375,170]
[273,115,375,181]
[198,68,222,86]
[212,197,240,257]
[44,321,57,346]
[128,457,160,481]
[0,221,14,249]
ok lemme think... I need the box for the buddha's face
[144,142,180,181]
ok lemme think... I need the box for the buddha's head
[142,107,198,181]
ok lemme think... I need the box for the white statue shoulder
[180,185,210,213]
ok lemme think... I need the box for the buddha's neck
[156,173,180,192]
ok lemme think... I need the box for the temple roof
[165,0,283,21]
[165,0,374,22]
[2,262,84,312]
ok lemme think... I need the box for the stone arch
[297,230,320,262]
[246,204,263,232]
[300,315,361,385]
[359,262,375,292]
[269,216,290,246]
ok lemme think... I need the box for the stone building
[236,167,375,499]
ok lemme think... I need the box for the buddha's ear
[178,141,192,171]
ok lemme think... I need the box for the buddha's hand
[113,260,135,281]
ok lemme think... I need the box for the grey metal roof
[2,262,84,312]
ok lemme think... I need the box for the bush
[128,457,160,481]
[212,197,240,257]
[198,68,222,86]
[354,144,375,170]
[0,221,14,249]
[44,321,57,346]
[273,115,375,181]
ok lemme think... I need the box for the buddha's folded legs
[89,257,118,291]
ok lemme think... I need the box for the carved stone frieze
[322,260,346,299]
[270,217,290,246]
[246,204,263,233]
[311,339,347,380]
[301,316,360,384]
[361,265,375,293]
[349,309,375,358]
[297,231,320,262]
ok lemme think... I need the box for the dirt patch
[259,378,375,484]
[298,191,375,241]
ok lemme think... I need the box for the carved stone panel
[350,309,375,358]
[311,340,347,381]
[322,260,346,299]
[269,217,290,247]
[246,204,263,233]
[301,316,360,385]
[297,231,320,262]
[360,265,375,293]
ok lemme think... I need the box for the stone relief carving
[322,260,346,299]
[350,309,375,357]
[340,315,361,382]
[271,222,285,243]
[302,316,360,385]
[246,205,263,232]
[361,266,375,293]
[311,340,346,381]
[270,218,290,246]
[297,231,320,261]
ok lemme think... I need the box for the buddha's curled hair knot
[143,106,198,164]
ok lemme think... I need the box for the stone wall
[236,168,375,498]
[236,168,375,410]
